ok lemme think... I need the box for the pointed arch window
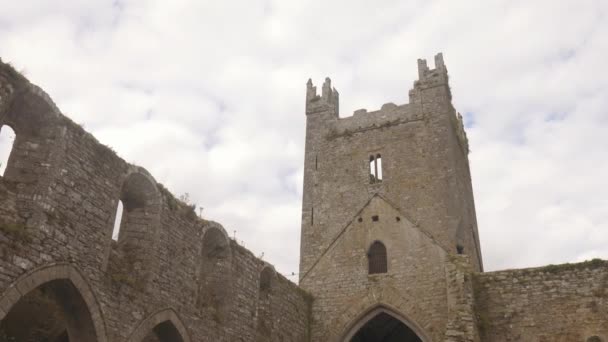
[369,154,382,183]
[368,241,387,274]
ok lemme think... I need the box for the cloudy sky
[0,0,607,278]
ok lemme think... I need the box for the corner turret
[410,52,451,103]
[306,77,339,117]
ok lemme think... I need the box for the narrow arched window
[368,241,387,274]
[0,125,16,177]
[112,200,124,241]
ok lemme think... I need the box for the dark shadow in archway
[350,312,422,342]
[142,321,184,342]
[0,279,98,341]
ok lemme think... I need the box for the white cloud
[0,0,607,276]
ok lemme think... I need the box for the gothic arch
[259,265,276,295]
[0,263,108,342]
[127,308,191,342]
[340,305,431,342]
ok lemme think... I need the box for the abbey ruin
[0,54,606,341]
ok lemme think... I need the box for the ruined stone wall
[0,60,311,342]
[474,260,608,342]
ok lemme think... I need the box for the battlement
[305,53,465,150]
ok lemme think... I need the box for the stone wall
[474,260,608,342]
[0,60,311,341]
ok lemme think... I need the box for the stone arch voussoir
[127,308,191,342]
[0,263,108,342]
[330,291,433,342]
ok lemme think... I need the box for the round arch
[259,265,276,294]
[0,263,108,342]
[127,308,191,342]
[340,305,432,342]
[196,224,233,317]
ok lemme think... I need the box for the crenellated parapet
[326,102,423,140]
[306,53,464,141]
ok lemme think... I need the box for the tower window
[369,154,383,183]
[368,241,387,274]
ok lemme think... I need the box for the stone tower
[299,53,484,341]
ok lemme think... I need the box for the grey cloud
[0,0,607,276]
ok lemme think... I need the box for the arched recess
[0,83,62,184]
[256,266,276,341]
[106,170,161,288]
[127,309,191,342]
[196,225,232,320]
[341,306,431,342]
[368,241,387,274]
[0,263,107,342]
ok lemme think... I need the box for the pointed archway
[342,306,429,342]
[128,309,191,342]
[0,264,107,342]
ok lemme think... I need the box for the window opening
[368,241,387,274]
[369,154,383,183]
[0,125,16,177]
[112,200,124,241]
[315,155,318,170]
[311,207,314,226]
[371,215,379,222]
[456,244,464,255]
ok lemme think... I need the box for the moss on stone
[538,259,606,274]
[0,222,31,243]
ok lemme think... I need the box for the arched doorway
[343,307,427,342]
[0,279,101,341]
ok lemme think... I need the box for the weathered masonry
[298,54,608,342]
[0,54,606,342]
[0,60,310,341]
